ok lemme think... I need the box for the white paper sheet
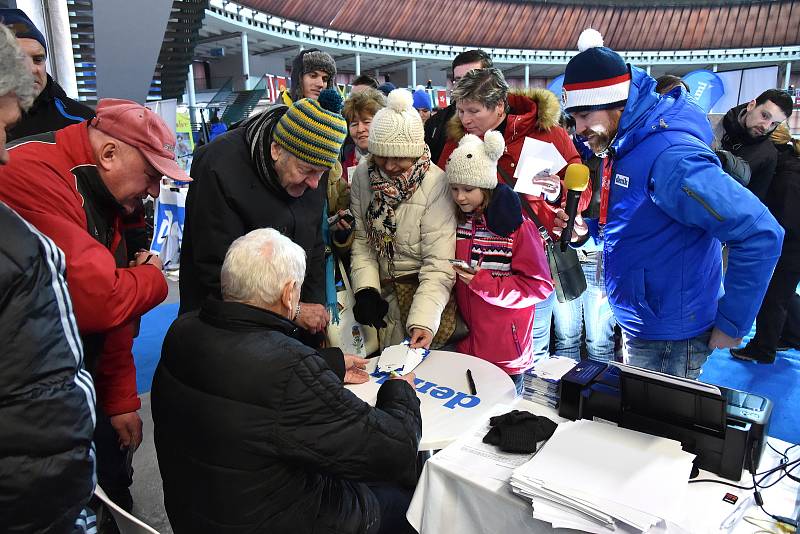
[512,137,569,197]
[433,403,536,486]
[375,343,429,375]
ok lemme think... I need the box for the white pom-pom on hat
[386,88,414,112]
[577,28,604,52]
[483,130,505,162]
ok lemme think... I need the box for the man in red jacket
[0,98,190,510]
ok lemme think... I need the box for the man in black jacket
[154,228,421,534]
[0,24,96,533]
[180,89,348,340]
[0,9,95,142]
[424,49,492,164]
[732,127,800,364]
[713,88,793,201]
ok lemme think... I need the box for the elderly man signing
[153,227,422,534]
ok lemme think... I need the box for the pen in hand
[466,369,477,395]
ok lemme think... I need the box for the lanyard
[599,156,613,226]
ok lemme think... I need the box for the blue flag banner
[547,75,565,106]
[682,70,725,113]
[150,183,187,270]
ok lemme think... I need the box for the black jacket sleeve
[180,151,247,312]
[273,352,421,488]
[318,347,345,379]
[299,174,328,306]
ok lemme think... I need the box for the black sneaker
[730,347,776,364]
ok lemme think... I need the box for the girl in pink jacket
[446,131,554,392]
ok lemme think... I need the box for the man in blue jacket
[560,29,783,378]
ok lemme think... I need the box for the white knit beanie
[445,131,505,189]
[368,88,426,158]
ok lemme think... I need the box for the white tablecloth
[408,398,799,533]
[346,350,516,451]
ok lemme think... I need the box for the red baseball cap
[93,98,192,182]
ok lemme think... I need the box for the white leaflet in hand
[512,156,551,196]
[514,137,569,179]
[376,343,429,375]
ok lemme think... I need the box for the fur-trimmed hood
[445,88,562,145]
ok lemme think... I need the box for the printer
[558,360,772,481]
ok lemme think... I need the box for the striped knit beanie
[562,29,630,113]
[274,88,347,168]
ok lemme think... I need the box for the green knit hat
[273,89,347,168]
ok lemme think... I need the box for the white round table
[346,350,517,451]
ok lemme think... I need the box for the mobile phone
[448,259,476,273]
[327,209,355,226]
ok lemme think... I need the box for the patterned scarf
[365,146,431,262]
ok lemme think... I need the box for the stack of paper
[522,356,577,407]
[510,420,695,533]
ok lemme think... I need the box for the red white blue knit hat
[562,29,631,113]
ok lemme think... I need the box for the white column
[411,57,417,88]
[712,64,718,72]
[186,63,197,130]
[646,65,651,76]
[355,53,361,76]
[785,62,792,90]
[46,0,79,98]
[241,31,251,90]
[524,64,530,89]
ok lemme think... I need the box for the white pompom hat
[368,88,426,158]
[445,130,505,189]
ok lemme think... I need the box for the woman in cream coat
[350,89,456,349]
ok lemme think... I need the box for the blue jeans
[552,253,615,362]
[509,373,525,395]
[621,330,713,379]
[532,290,555,360]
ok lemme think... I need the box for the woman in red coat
[447,130,554,392]
[439,68,587,361]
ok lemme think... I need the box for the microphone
[560,163,590,251]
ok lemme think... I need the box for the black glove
[353,288,389,329]
[483,410,558,453]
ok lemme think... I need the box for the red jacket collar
[55,121,97,169]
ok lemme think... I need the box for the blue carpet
[131,301,799,444]
[699,337,800,445]
[132,303,178,394]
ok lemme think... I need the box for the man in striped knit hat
[180,89,348,342]
[560,29,783,378]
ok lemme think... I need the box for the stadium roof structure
[233,0,799,51]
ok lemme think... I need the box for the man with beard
[712,89,793,201]
[561,29,783,379]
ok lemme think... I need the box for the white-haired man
[153,228,421,534]
[0,24,96,533]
